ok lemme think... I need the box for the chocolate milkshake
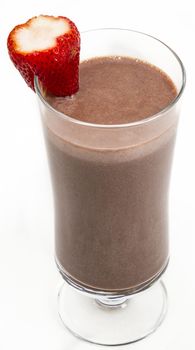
[43,56,177,292]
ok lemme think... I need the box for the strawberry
[7,15,80,96]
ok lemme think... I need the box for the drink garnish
[7,15,80,96]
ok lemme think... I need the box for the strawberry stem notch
[7,15,81,97]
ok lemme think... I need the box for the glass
[35,29,185,345]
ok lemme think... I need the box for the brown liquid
[44,57,177,292]
[47,56,176,124]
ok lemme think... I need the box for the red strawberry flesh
[7,15,80,96]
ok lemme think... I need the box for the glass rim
[34,27,186,129]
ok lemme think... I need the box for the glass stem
[95,295,128,309]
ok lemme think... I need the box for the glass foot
[58,279,168,346]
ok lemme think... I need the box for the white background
[0,0,194,349]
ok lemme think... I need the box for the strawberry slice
[7,15,80,96]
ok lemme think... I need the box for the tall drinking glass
[35,29,185,345]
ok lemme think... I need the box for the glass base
[58,279,168,346]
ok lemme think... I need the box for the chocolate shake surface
[47,56,176,124]
[44,56,177,291]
